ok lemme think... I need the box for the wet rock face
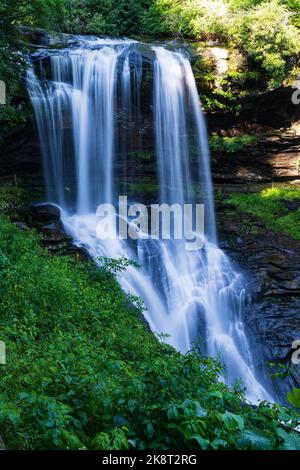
[29,203,73,254]
[211,133,300,185]
[217,206,300,401]
[28,203,91,260]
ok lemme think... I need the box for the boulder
[30,203,61,223]
[40,221,72,243]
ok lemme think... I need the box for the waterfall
[27,38,272,402]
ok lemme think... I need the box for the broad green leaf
[146,422,154,438]
[277,428,300,450]
[194,403,207,418]
[211,438,228,449]
[237,430,274,450]
[221,411,244,432]
[190,434,209,450]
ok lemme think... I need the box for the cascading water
[27,37,272,402]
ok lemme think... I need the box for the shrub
[227,187,300,240]
[209,135,256,153]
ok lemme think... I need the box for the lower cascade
[27,37,272,402]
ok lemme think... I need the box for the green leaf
[146,422,154,438]
[127,399,137,413]
[287,388,300,408]
[61,430,86,450]
[221,411,244,432]
[237,430,274,450]
[190,434,209,450]
[209,391,223,400]
[194,402,207,418]
[167,404,179,419]
[211,438,228,449]
[277,428,300,450]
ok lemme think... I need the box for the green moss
[209,135,256,154]
[119,180,158,198]
[227,187,300,239]
[0,40,31,144]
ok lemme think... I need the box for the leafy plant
[209,135,256,153]
[287,388,300,408]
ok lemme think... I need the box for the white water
[27,38,272,402]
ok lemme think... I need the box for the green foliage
[143,1,300,89]
[287,388,300,408]
[227,187,300,240]
[229,0,300,88]
[282,0,300,27]
[276,428,300,450]
[61,0,149,36]
[0,212,299,449]
[141,0,204,38]
[0,187,30,219]
[0,0,67,33]
[0,40,30,144]
[209,135,256,153]
[236,429,274,450]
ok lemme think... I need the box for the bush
[141,0,229,39]
[141,0,300,88]
[62,0,147,36]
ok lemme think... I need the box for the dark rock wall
[217,206,300,400]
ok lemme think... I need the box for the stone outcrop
[212,133,300,185]
[30,203,61,223]
[26,203,90,260]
